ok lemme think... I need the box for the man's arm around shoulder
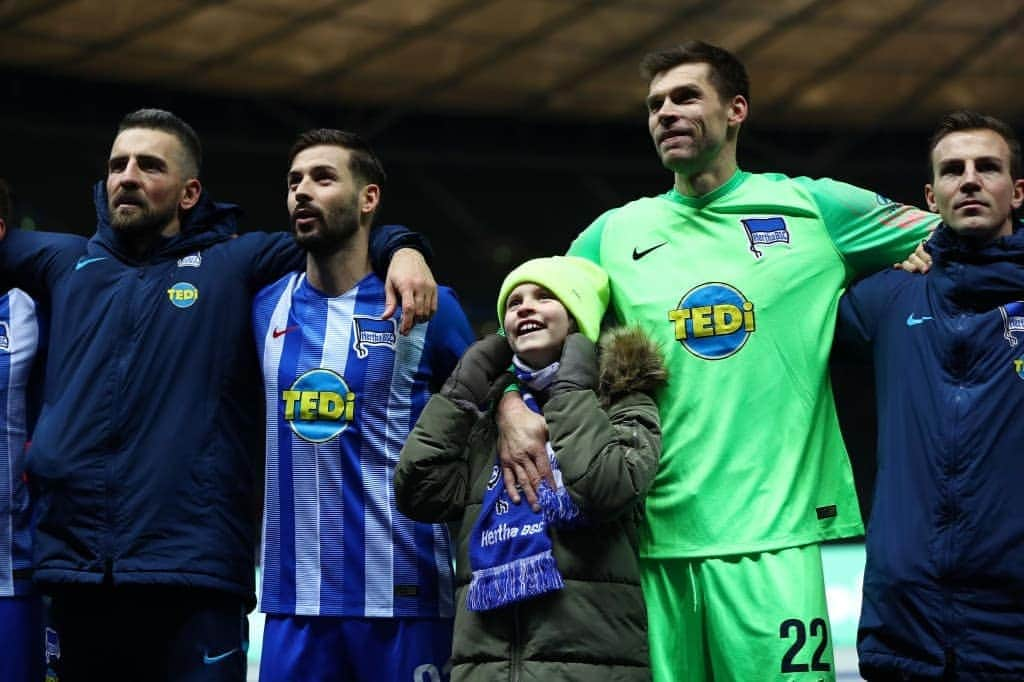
[0,225,87,302]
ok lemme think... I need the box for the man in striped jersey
[0,179,44,682]
[253,130,474,681]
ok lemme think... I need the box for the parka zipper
[941,301,968,667]
[103,265,144,576]
[511,605,521,682]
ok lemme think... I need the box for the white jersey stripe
[0,319,12,594]
[0,289,38,596]
[316,289,356,614]
[293,277,328,615]
[385,323,428,614]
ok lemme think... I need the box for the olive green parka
[396,327,666,682]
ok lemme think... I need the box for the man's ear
[924,184,938,213]
[179,178,202,211]
[1012,178,1024,211]
[360,184,381,216]
[727,94,749,128]
[0,217,7,241]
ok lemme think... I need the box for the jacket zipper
[942,302,967,671]
[104,266,143,576]
[103,271,130,575]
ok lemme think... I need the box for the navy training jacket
[839,224,1024,680]
[1,183,427,605]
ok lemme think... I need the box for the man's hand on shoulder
[894,239,933,274]
[381,247,437,335]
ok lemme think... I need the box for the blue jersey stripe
[256,273,300,612]
[276,294,305,612]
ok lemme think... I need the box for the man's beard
[293,204,360,256]
[108,201,177,236]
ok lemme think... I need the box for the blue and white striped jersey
[0,289,40,597]
[254,272,473,617]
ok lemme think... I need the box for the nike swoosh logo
[632,242,667,260]
[272,325,298,338]
[203,648,239,665]
[906,314,934,327]
[74,257,107,271]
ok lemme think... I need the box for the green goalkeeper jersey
[569,170,937,558]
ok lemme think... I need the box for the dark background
[3,67,955,523]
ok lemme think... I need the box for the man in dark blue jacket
[839,111,1024,681]
[0,109,436,681]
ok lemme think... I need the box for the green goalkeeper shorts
[641,543,836,681]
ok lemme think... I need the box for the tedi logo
[1014,357,1024,381]
[167,282,199,309]
[667,282,756,360]
[281,368,356,443]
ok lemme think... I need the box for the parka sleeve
[0,229,86,302]
[542,388,662,522]
[237,232,304,291]
[369,224,434,274]
[395,393,479,523]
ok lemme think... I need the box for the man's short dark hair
[641,41,750,107]
[928,110,1022,181]
[117,108,202,178]
[0,179,9,224]
[288,129,387,189]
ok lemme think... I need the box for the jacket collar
[91,181,241,263]
[927,221,1024,310]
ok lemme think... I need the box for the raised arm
[799,177,939,280]
[0,226,86,302]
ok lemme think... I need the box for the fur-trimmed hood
[598,326,668,408]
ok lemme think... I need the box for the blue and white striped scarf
[465,357,585,611]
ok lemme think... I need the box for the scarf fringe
[465,550,565,612]
[538,482,584,527]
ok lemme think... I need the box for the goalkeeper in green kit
[494,41,938,681]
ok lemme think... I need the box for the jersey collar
[664,169,748,209]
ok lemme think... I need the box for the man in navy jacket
[0,109,436,681]
[839,111,1024,681]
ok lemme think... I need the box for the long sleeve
[369,224,434,275]
[797,176,938,281]
[0,229,87,302]
[395,394,478,523]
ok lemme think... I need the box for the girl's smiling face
[504,282,573,368]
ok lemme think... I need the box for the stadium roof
[2,0,1023,130]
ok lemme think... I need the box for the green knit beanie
[497,256,609,342]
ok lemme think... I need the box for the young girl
[396,256,666,681]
